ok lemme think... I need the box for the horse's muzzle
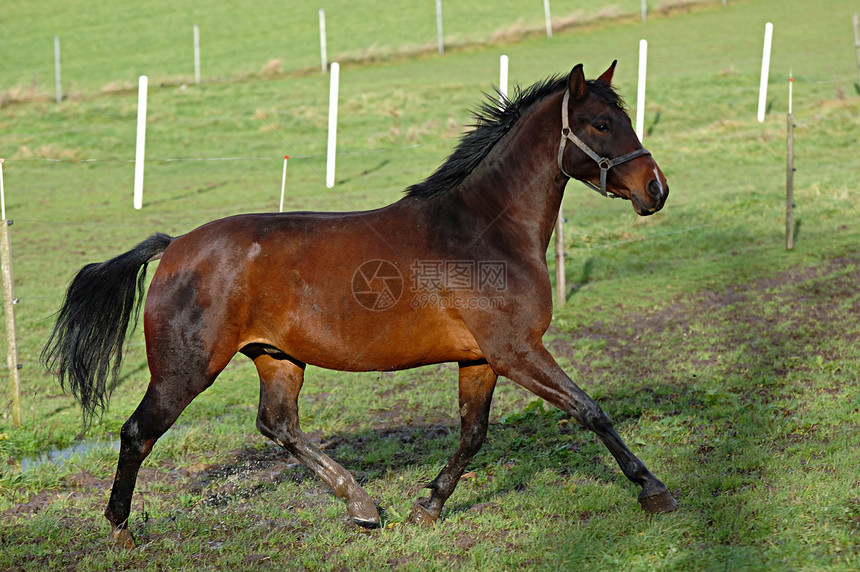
[631,179,668,216]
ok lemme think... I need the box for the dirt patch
[549,251,860,386]
[2,470,112,519]
[63,470,112,490]
[1,490,58,519]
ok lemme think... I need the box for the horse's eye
[593,122,610,133]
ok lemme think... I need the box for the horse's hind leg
[410,360,498,525]
[104,368,218,547]
[247,348,380,528]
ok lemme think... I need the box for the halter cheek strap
[557,88,652,198]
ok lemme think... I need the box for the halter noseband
[557,88,652,198]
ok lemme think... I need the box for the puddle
[14,416,241,473]
[17,440,120,472]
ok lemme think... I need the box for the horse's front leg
[495,345,677,513]
[410,360,498,525]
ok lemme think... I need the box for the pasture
[1,0,859,569]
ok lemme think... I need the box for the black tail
[41,233,174,429]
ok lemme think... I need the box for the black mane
[405,74,624,199]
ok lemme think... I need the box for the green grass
[2,0,860,569]
[3,0,695,94]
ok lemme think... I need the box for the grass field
[1,0,859,569]
[3,0,701,94]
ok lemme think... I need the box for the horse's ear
[569,64,588,100]
[597,60,617,86]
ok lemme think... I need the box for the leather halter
[557,88,652,198]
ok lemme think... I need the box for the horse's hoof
[638,488,678,513]
[408,502,439,527]
[347,499,380,529]
[352,517,381,529]
[110,527,135,549]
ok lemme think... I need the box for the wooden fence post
[555,204,566,307]
[786,74,795,250]
[786,114,795,250]
[0,159,22,428]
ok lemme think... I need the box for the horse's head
[558,62,668,216]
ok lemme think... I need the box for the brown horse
[43,62,675,547]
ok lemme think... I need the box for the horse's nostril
[647,179,664,200]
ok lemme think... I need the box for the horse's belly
[274,313,483,371]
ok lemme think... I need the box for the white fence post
[319,9,328,73]
[193,24,201,84]
[543,0,553,38]
[758,22,774,122]
[852,14,860,91]
[436,0,444,55]
[133,76,148,210]
[499,55,509,106]
[636,39,648,141]
[280,156,289,211]
[54,37,62,103]
[326,63,340,188]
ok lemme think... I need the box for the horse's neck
[454,93,566,254]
